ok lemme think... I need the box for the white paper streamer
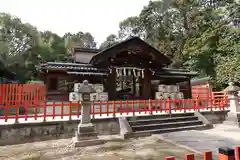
[116,68,120,77]
[128,69,131,76]
[142,69,144,78]
[133,69,136,77]
[119,68,122,76]
[123,68,126,76]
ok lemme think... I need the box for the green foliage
[99,34,119,50]
[115,0,240,88]
[0,13,97,82]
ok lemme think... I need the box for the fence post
[204,152,212,160]
[184,153,194,160]
[219,147,235,160]
[43,102,46,122]
[235,146,240,160]
[149,99,152,115]
[168,98,172,116]
[113,101,116,117]
[165,156,176,160]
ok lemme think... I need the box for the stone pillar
[74,80,104,147]
[223,82,240,127]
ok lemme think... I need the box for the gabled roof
[89,36,172,66]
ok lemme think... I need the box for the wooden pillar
[142,69,152,99]
[187,78,192,99]
[132,73,136,96]
[120,80,124,90]
[139,78,143,98]
[107,68,116,100]
[136,80,140,97]
[46,75,51,90]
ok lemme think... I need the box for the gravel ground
[0,135,203,160]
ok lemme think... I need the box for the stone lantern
[223,82,240,127]
[224,82,240,113]
[74,80,104,147]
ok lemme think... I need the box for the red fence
[165,146,239,160]
[0,84,231,123]
[192,86,229,106]
[0,84,46,107]
[192,86,211,100]
[0,98,229,122]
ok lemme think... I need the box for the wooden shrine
[37,37,197,101]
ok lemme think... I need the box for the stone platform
[73,137,105,147]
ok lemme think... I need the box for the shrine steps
[127,113,209,134]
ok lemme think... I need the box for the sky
[0,0,150,46]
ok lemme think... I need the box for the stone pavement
[159,126,240,160]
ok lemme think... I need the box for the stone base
[78,123,95,133]
[74,122,105,147]
[75,131,98,141]
[75,123,98,141]
[223,112,240,127]
[73,137,105,147]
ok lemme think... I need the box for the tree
[0,13,98,82]
[215,27,240,85]
[99,34,119,50]
[117,0,240,88]
[64,32,97,52]
[0,13,39,82]
[118,16,145,40]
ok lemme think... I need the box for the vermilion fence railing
[192,86,211,100]
[0,84,46,106]
[165,146,239,160]
[0,98,229,122]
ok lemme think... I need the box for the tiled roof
[155,68,198,76]
[38,62,109,72]
[67,71,108,76]
[73,48,101,53]
[191,77,212,85]
[90,36,172,66]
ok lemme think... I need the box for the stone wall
[0,111,229,146]
[200,110,228,124]
[0,118,119,146]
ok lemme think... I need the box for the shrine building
[37,37,198,101]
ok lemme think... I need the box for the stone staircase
[127,113,209,134]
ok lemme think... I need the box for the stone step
[128,116,198,126]
[128,113,194,121]
[131,120,203,132]
[135,124,208,134]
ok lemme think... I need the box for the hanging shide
[116,67,144,78]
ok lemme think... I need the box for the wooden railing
[165,146,239,160]
[0,98,229,123]
[0,84,46,106]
